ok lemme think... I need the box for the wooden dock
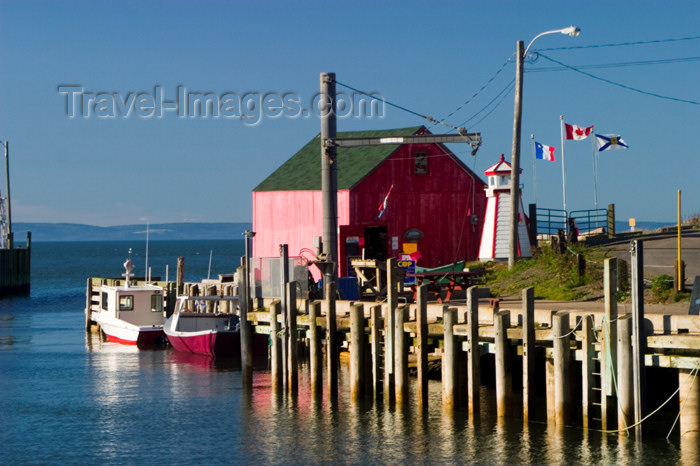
[236,254,700,449]
[0,232,31,297]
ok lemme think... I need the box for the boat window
[101,292,108,310]
[151,294,163,312]
[119,295,134,311]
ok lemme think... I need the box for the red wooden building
[252,126,487,277]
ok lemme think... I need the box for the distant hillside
[12,222,252,242]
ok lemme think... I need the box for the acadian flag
[377,184,393,219]
[535,142,556,161]
[565,123,594,140]
[596,134,629,151]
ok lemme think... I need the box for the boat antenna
[123,248,134,287]
[207,249,213,280]
[144,222,149,282]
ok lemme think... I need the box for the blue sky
[1,0,698,226]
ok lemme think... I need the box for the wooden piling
[286,282,298,394]
[384,257,398,404]
[279,246,290,392]
[416,285,429,410]
[552,311,571,426]
[269,299,282,392]
[350,302,365,401]
[602,257,618,431]
[309,300,322,396]
[325,281,338,398]
[466,286,480,419]
[617,314,634,432]
[522,287,535,423]
[582,314,594,429]
[678,367,700,453]
[239,265,253,387]
[394,303,409,407]
[176,256,184,295]
[370,304,382,401]
[494,310,511,418]
[442,306,456,410]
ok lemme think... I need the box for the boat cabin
[100,285,164,327]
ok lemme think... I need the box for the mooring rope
[666,360,700,440]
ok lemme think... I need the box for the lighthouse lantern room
[478,154,532,261]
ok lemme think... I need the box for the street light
[508,26,580,269]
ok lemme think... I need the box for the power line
[432,57,511,128]
[527,55,700,73]
[335,80,464,131]
[538,52,700,106]
[539,35,700,51]
[455,79,515,129]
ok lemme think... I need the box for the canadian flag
[565,123,593,140]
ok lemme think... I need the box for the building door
[364,226,388,261]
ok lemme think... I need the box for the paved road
[602,230,700,282]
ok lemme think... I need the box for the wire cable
[539,35,700,51]
[537,53,700,106]
[527,55,700,73]
[455,79,515,129]
[335,80,464,132]
[433,58,512,128]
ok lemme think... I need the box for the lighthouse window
[414,152,428,174]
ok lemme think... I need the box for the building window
[414,152,428,174]
[119,295,134,311]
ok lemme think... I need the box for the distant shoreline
[11,222,252,242]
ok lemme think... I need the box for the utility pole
[3,141,12,249]
[509,41,524,269]
[320,72,338,291]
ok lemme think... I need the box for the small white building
[478,154,531,261]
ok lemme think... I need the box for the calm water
[0,241,692,464]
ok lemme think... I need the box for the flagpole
[531,134,537,205]
[560,115,567,217]
[591,135,598,213]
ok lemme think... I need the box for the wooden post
[370,304,382,401]
[384,257,398,404]
[286,281,298,394]
[238,265,253,387]
[582,314,594,430]
[394,303,408,407]
[325,281,338,398]
[85,277,93,331]
[522,286,535,423]
[630,239,647,437]
[350,302,365,401]
[678,367,700,453]
[309,300,322,396]
[269,299,281,392]
[494,310,512,418]
[607,204,615,238]
[176,256,185,295]
[416,284,429,411]
[602,258,618,429]
[552,311,571,426]
[279,245,289,392]
[466,286,481,419]
[617,314,634,433]
[442,306,456,410]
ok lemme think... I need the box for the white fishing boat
[92,256,166,347]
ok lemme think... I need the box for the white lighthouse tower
[478,154,531,261]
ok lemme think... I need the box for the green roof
[253,126,424,191]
